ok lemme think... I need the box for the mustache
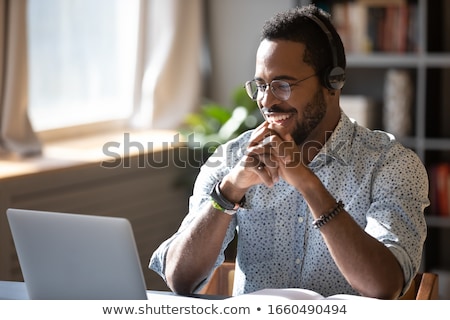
[260,106,297,114]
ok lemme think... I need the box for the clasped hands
[228,121,306,190]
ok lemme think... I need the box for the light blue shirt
[149,112,429,297]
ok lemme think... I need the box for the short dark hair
[261,4,346,77]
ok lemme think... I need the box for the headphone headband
[306,14,345,90]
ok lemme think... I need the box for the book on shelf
[325,0,418,53]
[230,288,376,301]
[428,163,450,217]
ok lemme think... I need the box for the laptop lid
[6,208,148,300]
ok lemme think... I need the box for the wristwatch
[209,180,245,215]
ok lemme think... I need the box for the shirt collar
[310,111,354,168]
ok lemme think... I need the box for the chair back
[400,272,439,300]
[199,262,235,296]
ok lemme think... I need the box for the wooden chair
[200,262,439,300]
[199,262,235,296]
[400,272,439,300]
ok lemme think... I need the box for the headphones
[306,14,346,90]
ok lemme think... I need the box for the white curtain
[130,0,204,129]
[0,0,41,156]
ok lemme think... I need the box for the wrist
[219,178,248,204]
[209,180,246,215]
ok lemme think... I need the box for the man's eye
[277,83,290,89]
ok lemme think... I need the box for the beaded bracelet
[312,200,344,229]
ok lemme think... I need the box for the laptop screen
[7,208,148,300]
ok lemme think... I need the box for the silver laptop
[6,208,148,300]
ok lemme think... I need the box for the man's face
[254,39,328,145]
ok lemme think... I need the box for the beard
[290,88,327,146]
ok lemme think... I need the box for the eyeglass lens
[245,80,291,101]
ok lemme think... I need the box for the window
[27,0,139,132]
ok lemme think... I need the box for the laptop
[6,208,148,300]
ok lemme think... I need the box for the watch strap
[209,180,245,214]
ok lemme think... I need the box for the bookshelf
[303,0,450,277]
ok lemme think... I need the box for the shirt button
[295,258,301,264]
[298,217,304,223]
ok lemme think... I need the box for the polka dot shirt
[149,112,429,297]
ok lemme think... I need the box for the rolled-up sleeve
[365,145,429,294]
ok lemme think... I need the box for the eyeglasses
[244,73,317,101]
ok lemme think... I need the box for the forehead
[255,39,312,79]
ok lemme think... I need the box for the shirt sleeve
[365,143,429,295]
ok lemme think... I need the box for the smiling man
[149,4,429,300]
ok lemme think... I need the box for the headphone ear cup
[324,66,346,90]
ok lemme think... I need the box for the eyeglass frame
[244,73,317,101]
